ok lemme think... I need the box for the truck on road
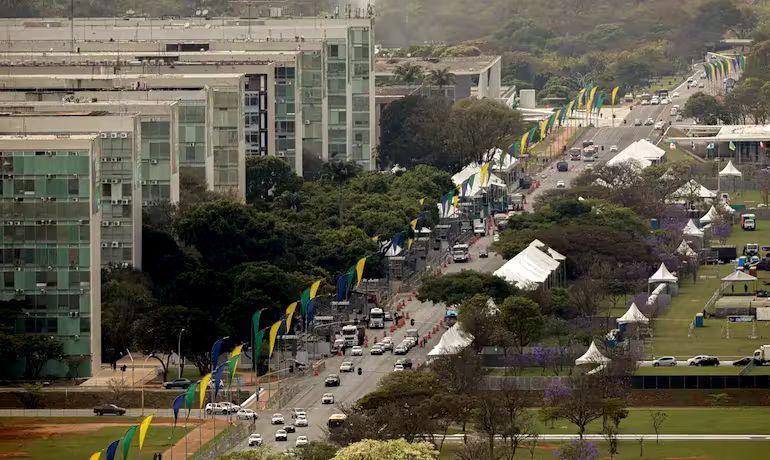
[452,243,470,263]
[742,213,756,231]
[753,345,770,364]
[341,325,358,347]
[473,218,486,236]
[368,307,385,329]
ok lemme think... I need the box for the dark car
[94,404,126,416]
[395,358,413,369]
[697,357,720,366]
[733,357,753,366]
[556,161,569,172]
[324,374,341,387]
[284,424,296,433]
[162,378,192,389]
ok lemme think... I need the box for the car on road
[479,249,489,258]
[384,311,392,321]
[322,393,335,404]
[295,416,308,427]
[394,345,408,355]
[271,413,285,425]
[640,99,650,106]
[248,433,263,447]
[205,403,229,415]
[396,358,413,369]
[556,180,566,189]
[654,121,665,130]
[672,91,680,98]
[380,340,394,351]
[644,118,655,126]
[650,97,660,105]
[697,357,720,366]
[350,346,363,356]
[339,361,354,372]
[296,435,309,447]
[237,409,258,420]
[609,145,618,153]
[556,160,568,172]
[291,408,305,419]
[394,363,405,372]
[370,345,384,355]
[660,97,670,105]
[275,429,288,441]
[733,357,753,366]
[633,118,642,126]
[687,355,711,366]
[93,404,126,416]
[653,356,677,367]
[284,424,296,433]
[218,402,240,413]
[162,378,192,389]
[325,374,341,387]
[698,82,705,88]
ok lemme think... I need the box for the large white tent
[699,205,720,225]
[649,262,678,284]
[719,160,743,178]
[682,219,704,238]
[427,324,474,356]
[607,139,665,169]
[676,240,698,257]
[722,270,757,282]
[452,162,507,198]
[617,302,649,324]
[486,147,519,173]
[530,239,567,261]
[575,341,611,365]
[493,241,562,290]
[671,179,717,202]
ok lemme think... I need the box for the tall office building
[0,135,102,377]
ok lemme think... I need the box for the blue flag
[105,440,120,460]
[418,212,426,229]
[336,273,350,301]
[172,394,185,427]
[213,363,228,398]
[211,337,226,372]
[306,298,317,323]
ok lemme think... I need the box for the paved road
[436,434,770,441]
[231,235,506,452]
[526,72,706,208]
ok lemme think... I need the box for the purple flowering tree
[554,439,600,460]
[711,218,733,244]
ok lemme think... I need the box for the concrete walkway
[162,418,234,459]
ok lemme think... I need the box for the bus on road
[328,414,347,429]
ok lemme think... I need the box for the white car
[350,346,363,356]
[394,345,408,355]
[660,97,670,105]
[295,415,308,427]
[609,145,618,153]
[556,180,566,189]
[394,363,405,372]
[237,409,258,420]
[271,413,285,425]
[641,99,650,106]
[493,233,500,242]
[672,91,679,98]
[382,336,393,344]
[295,435,309,447]
[321,393,335,404]
[275,429,288,441]
[339,361,354,372]
[291,408,305,419]
[653,356,677,367]
[248,433,263,447]
[654,121,665,130]
[687,355,710,366]
[370,345,384,355]
[218,402,240,413]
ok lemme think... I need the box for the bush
[15,384,44,409]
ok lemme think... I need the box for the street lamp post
[125,349,135,388]
[177,328,186,379]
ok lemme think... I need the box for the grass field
[439,440,770,460]
[0,417,193,460]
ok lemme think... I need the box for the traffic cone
[405,311,410,320]
[390,325,396,333]
[313,367,319,376]
[419,340,423,348]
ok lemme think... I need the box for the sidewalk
[161,418,230,459]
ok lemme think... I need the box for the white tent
[530,239,567,261]
[617,302,649,324]
[717,200,736,215]
[452,162,507,198]
[607,139,665,169]
[493,243,562,290]
[485,148,519,173]
[486,298,500,315]
[427,324,474,356]
[575,341,611,365]
[682,219,704,238]
[722,270,757,282]
[649,262,678,284]
[676,240,698,257]
[671,179,717,202]
[699,205,720,225]
[719,160,742,178]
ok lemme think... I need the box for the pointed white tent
[676,240,697,257]
[649,262,678,284]
[427,323,474,356]
[722,270,757,282]
[575,341,611,365]
[617,302,650,324]
[682,219,704,238]
[699,205,720,225]
[719,160,742,178]
[671,179,717,201]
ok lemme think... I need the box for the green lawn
[439,440,770,460]
[0,417,192,460]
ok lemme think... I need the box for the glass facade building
[0,135,101,377]
[209,86,244,196]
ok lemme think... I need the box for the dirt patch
[664,457,709,460]
[0,453,30,459]
[0,419,184,441]
[534,443,560,451]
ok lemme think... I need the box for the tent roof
[672,179,717,200]
[452,162,506,198]
[700,205,719,224]
[676,240,698,257]
[649,262,678,284]
[607,139,665,169]
[682,219,705,237]
[530,239,567,261]
[722,270,758,282]
[575,341,611,365]
[617,302,650,324]
[485,148,519,172]
[719,160,743,177]
[494,242,562,290]
[427,323,474,356]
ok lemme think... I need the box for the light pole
[125,349,135,388]
[141,353,155,416]
[177,328,186,379]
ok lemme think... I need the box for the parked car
[296,435,309,447]
[633,118,642,126]
[162,378,192,389]
[321,393,335,404]
[237,409,258,420]
[697,357,720,366]
[218,402,240,414]
[672,91,680,98]
[394,363,405,372]
[733,357,753,366]
[654,121,665,130]
[609,145,618,153]
[350,346,363,356]
[271,413,285,425]
[295,416,308,427]
[479,249,489,258]
[248,433,263,447]
[205,403,228,415]
[380,340,393,351]
[325,374,341,387]
[556,161,569,172]
[653,356,677,367]
[687,355,711,366]
[275,429,288,441]
[339,361,354,372]
[93,404,126,416]
[394,345,408,355]
[644,118,655,126]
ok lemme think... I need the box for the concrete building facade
[0,135,102,377]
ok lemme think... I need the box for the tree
[541,376,607,439]
[450,98,524,165]
[425,67,455,89]
[474,392,507,460]
[15,335,63,379]
[132,305,201,381]
[569,277,606,317]
[500,296,545,353]
[711,218,732,244]
[683,92,727,125]
[756,168,770,205]
[498,378,537,459]
[332,439,437,460]
[101,269,156,365]
[392,62,425,84]
[457,294,505,351]
[245,156,302,207]
[293,441,339,460]
[649,410,668,444]
[418,271,515,305]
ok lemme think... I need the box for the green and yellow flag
[227,355,240,383]
[586,87,598,112]
[285,302,298,332]
[309,280,321,299]
[199,372,212,409]
[268,320,282,357]
[139,415,154,450]
[122,425,138,460]
[418,197,425,206]
[520,132,529,154]
[611,86,620,106]
[539,119,548,139]
[355,257,366,286]
[89,452,101,460]
[184,381,198,418]
[480,162,490,186]
[410,218,418,231]
[577,88,586,109]
[407,238,414,250]
[254,328,265,361]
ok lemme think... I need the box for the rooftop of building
[717,124,770,141]
[0,49,301,61]
[0,73,244,81]
[0,133,98,141]
[375,56,501,76]
[375,85,422,98]
[0,100,178,107]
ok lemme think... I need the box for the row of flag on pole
[88,415,154,460]
[703,54,745,81]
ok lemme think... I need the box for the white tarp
[427,323,474,356]
[700,205,720,225]
[494,242,562,290]
[672,179,717,201]
[617,302,649,324]
[649,262,678,284]
[607,139,665,169]
[676,240,697,257]
[682,219,704,238]
[575,341,611,365]
[719,160,743,177]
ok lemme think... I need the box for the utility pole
[70,0,75,53]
